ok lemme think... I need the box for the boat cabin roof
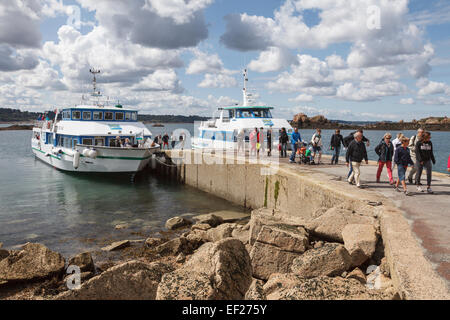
[220,106,273,110]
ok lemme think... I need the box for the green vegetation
[274,181,280,207]
[264,177,268,208]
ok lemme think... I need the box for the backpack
[343,133,354,148]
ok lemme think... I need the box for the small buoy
[73,151,80,169]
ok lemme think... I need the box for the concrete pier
[152,149,450,299]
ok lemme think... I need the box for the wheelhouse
[61,107,138,122]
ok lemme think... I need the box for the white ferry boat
[192,69,293,150]
[31,69,159,173]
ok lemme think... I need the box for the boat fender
[88,149,97,159]
[82,149,90,157]
[73,151,80,169]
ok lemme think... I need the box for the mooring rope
[154,156,178,167]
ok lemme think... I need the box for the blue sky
[1,0,449,121]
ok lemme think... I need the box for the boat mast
[243,69,248,107]
[89,68,101,105]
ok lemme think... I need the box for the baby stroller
[296,142,310,165]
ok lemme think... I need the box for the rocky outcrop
[145,237,164,248]
[156,270,215,300]
[57,260,173,300]
[245,278,266,300]
[0,247,9,261]
[250,225,309,280]
[68,252,95,273]
[290,243,352,278]
[263,273,393,300]
[346,268,366,284]
[342,224,378,267]
[154,237,191,256]
[0,243,65,284]
[205,223,235,242]
[165,216,192,230]
[101,240,130,252]
[306,208,376,242]
[191,223,212,231]
[157,238,252,300]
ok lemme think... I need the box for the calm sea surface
[0,123,448,257]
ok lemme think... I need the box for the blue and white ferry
[31,69,158,173]
[192,69,293,150]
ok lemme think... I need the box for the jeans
[331,146,341,164]
[415,160,432,186]
[348,161,361,186]
[281,143,287,157]
[397,165,407,182]
[377,161,393,183]
[290,143,298,162]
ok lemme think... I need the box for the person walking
[311,128,323,164]
[267,129,272,157]
[259,127,265,155]
[344,129,370,179]
[170,132,177,149]
[237,128,245,154]
[346,132,368,188]
[415,131,435,194]
[250,128,258,156]
[375,133,394,184]
[394,137,414,196]
[330,129,344,164]
[279,128,289,158]
[162,133,169,150]
[179,133,185,150]
[289,127,302,163]
[407,128,424,184]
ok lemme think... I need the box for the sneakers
[289,160,295,163]
[395,187,402,193]
[404,190,411,196]
[417,186,424,192]
[427,187,433,194]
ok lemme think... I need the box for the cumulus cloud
[78,0,208,49]
[289,94,314,102]
[186,50,224,74]
[416,78,449,96]
[399,98,415,105]
[248,47,297,73]
[198,74,237,88]
[0,45,39,72]
[144,0,214,24]
[336,81,407,101]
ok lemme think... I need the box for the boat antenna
[243,69,248,107]
[89,68,101,97]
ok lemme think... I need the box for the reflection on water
[0,128,244,257]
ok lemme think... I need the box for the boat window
[62,111,70,119]
[132,112,137,121]
[82,111,91,120]
[72,110,81,120]
[63,137,71,148]
[95,138,105,146]
[82,138,93,145]
[115,112,124,121]
[202,131,215,139]
[125,112,131,121]
[73,139,78,149]
[105,112,113,120]
[228,110,235,118]
[253,110,263,118]
[93,111,103,120]
[241,110,252,118]
[264,110,272,118]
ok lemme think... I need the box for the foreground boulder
[101,240,130,252]
[157,238,252,300]
[154,237,191,256]
[165,216,192,230]
[263,273,393,300]
[305,207,376,242]
[0,243,65,284]
[342,224,378,267]
[245,278,266,300]
[290,243,352,278]
[0,248,9,261]
[68,252,95,273]
[250,225,309,280]
[57,260,173,300]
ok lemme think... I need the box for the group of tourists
[152,132,185,150]
[283,126,442,196]
[238,127,273,157]
[345,128,436,196]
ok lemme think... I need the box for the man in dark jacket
[415,131,436,193]
[330,129,344,164]
[375,133,394,184]
[344,129,370,179]
[346,132,368,188]
[279,128,289,158]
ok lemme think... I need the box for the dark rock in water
[144,237,164,248]
[290,243,352,278]
[0,243,65,284]
[157,238,252,300]
[0,124,33,131]
[56,260,174,300]
[165,216,192,230]
[101,240,130,252]
[68,252,95,273]
[193,214,224,227]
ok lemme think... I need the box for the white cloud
[248,46,296,73]
[186,50,224,74]
[326,54,346,69]
[400,98,415,105]
[289,94,314,102]
[416,78,449,96]
[198,74,237,88]
[336,81,407,101]
[144,0,214,24]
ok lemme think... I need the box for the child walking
[394,137,414,196]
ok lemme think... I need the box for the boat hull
[32,141,158,173]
